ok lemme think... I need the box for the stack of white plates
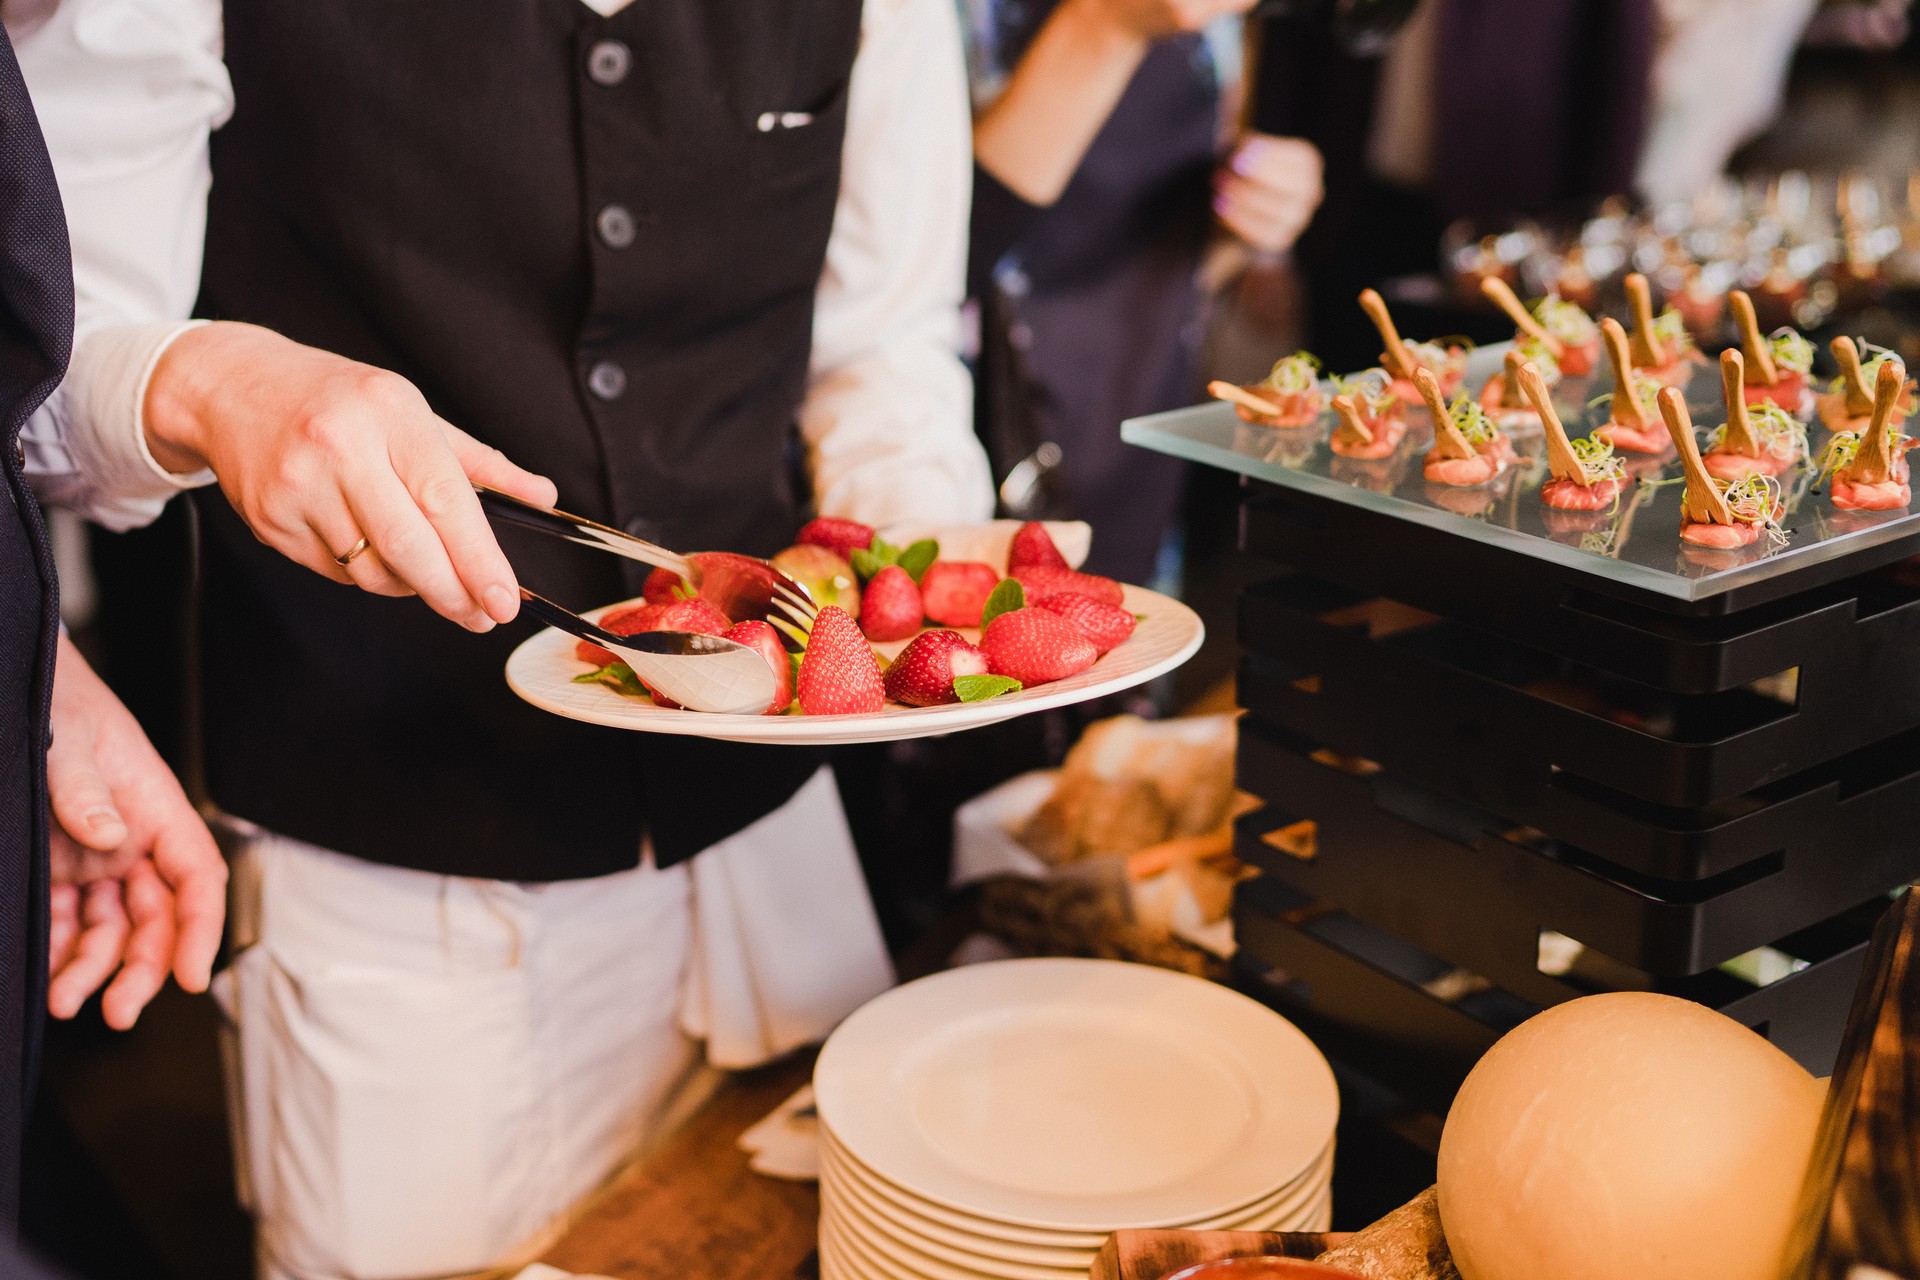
[813,958,1340,1280]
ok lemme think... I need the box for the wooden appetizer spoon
[1524,363,1589,485]
[1841,359,1909,488]
[1601,318,1654,434]
[1832,336,1877,421]
[1359,287,1417,381]
[1417,367,1475,461]
[1330,394,1372,451]
[1480,276,1563,359]
[1658,386,1735,528]
[1624,272,1665,370]
[1720,349,1763,458]
[1729,289,1781,387]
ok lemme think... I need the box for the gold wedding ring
[333,535,373,568]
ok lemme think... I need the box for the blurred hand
[45,633,228,1029]
[1077,0,1255,42]
[144,322,559,633]
[1215,134,1324,257]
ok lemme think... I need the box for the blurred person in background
[0,7,227,1260]
[965,0,1323,585]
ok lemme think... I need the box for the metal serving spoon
[515,588,779,715]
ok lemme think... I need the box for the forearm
[971,0,1148,207]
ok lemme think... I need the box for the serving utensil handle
[475,485,692,576]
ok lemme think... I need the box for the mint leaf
[954,673,1022,702]
[896,539,939,582]
[870,537,900,566]
[850,548,884,580]
[577,662,648,698]
[979,578,1025,630]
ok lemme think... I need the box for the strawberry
[795,517,877,562]
[884,630,987,707]
[1035,592,1135,656]
[859,565,923,642]
[1012,564,1125,608]
[723,620,793,716]
[797,606,886,715]
[651,597,731,636]
[980,607,1099,686]
[642,566,687,604]
[575,602,666,665]
[1008,521,1069,572]
[919,561,1001,628]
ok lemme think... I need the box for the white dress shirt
[11,0,993,533]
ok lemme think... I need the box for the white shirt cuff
[64,319,216,501]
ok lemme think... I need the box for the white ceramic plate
[822,1141,1332,1280]
[504,584,1203,744]
[813,958,1339,1232]
[820,1125,1331,1257]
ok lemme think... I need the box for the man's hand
[1214,134,1325,258]
[143,322,559,633]
[45,633,228,1029]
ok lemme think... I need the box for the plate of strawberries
[503,519,1205,745]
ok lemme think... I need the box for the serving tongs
[475,486,817,636]
[475,486,815,715]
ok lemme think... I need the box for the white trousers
[215,767,892,1280]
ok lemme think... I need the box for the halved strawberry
[797,606,886,715]
[980,607,1098,686]
[575,602,666,666]
[1034,592,1135,655]
[920,561,1001,627]
[1008,521,1069,572]
[1011,564,1125,608]
[859,565,923,642]
[651,597,731,636]
[795,517,877,562]
[724,620,793,716]
[643,567,687,604]
[884,630,988,707]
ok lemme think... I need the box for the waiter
[27,0,992,1275]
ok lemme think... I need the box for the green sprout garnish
[1331,367,1396,417]
[1651,308,1695,355]
[1515,338,1562,383]
[1408,337,1472,374]
[1767,327,1814,376]
[1447,395,1500,447]
[1532,294,1596,346]
[1718,471,1790,547]
[1261,351,1322,396]
[1705,402,1807,463]
[1814,425,1909,485]
[1586,373,1661,424]
[1568,434,1627,483]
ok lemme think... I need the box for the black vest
[198,0,862,880]
[0,28,73,1225]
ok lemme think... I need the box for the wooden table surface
[536,1053,821,1280]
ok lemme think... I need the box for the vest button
[596,204,636,250]
[586,360,627,402]
[586,39,631,87]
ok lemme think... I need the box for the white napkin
[679,767,895,1070]
[737,1084,821,1181]
[511,1267,617,1280]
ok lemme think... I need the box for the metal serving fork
[474,486,818,642]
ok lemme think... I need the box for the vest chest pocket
[746,72,851,200]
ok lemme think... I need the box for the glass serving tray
[1124,346,1920,610]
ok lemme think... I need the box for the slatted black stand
[1126,376,1920,1112]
